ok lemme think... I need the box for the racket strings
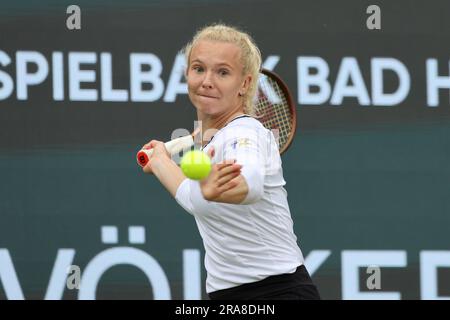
[255,74,293,151]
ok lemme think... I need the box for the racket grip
[136,135,195,167]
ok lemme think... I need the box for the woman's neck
[197,109,245,146]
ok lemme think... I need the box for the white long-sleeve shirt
[175,116,304,293]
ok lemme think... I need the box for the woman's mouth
[197,93,218,99]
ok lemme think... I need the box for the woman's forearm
[204,175,249,204]
[151,156,187,197]
[151,156,249,204]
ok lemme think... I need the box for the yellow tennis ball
[180,150,212,180]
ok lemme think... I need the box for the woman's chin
[197,106,222,117]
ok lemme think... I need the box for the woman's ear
[241,74,252,94]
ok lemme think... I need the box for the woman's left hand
[200,146,242,201]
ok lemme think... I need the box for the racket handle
[136,135,195,167]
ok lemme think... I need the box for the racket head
[254,69,297,155]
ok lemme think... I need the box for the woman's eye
[219,69,229,76]
[192,66,204,73]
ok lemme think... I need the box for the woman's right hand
[141,140,171,175]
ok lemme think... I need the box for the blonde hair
[183,23,262,115]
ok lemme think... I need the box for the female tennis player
[141,24,320,300]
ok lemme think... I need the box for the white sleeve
[222,128,266,204]
[189,179,215,211]
[175,178,194,215]
[175,178,216,216]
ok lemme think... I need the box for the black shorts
[208,265,321,300]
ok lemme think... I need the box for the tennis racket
[136,69,297,167]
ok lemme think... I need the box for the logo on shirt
[231,138,252,149]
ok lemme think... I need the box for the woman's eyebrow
[190,59,235,70]
[216,62,234,69]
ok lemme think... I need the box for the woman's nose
[201,72,214,89]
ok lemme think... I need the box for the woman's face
[187,40,251,117]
